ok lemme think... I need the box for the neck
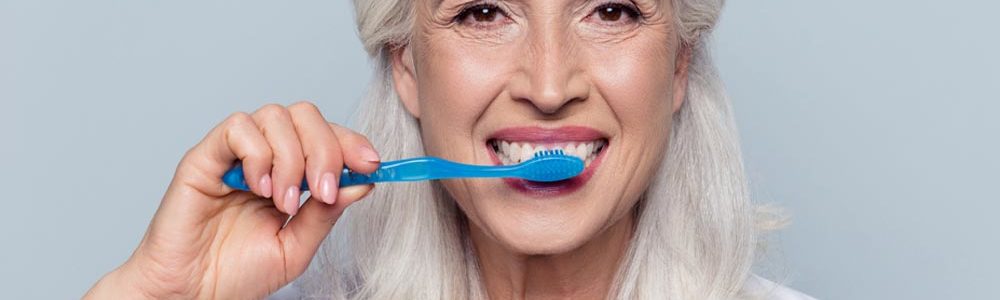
[469,215,635,300]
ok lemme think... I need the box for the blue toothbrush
[222,150,584,191]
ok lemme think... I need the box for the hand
[85,102,380,299]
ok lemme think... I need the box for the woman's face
[392,0,688,254]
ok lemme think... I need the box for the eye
[453,3,510,29]
[590,2,642,25]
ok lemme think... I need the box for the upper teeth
[490,140,606,166]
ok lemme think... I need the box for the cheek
[413,41,516,156]
[585,37,676,214]
[586,42,675,136]
[593,50,677,221]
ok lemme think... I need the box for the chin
[498,226,595,255]
[466,194,614,255]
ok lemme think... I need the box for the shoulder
[743,274,819,300]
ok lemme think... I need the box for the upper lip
[486,126,609,143]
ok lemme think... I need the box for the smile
[488,139,606,167]
[485,126,610,197]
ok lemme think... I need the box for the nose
[507,21,589,115]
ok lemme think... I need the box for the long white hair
[300,0,773,298]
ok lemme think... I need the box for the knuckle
[176,148,210,178]
[224,111,253,127]
[255,103,290,122]
[329,123,358,140]
[178,147,199,167]
[288,100,319,114]
[342,130,371,147]
[353,131,374,145]
[246,145,273,161]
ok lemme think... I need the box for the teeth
[505,143,516,163]
[491,140,606,166]
[574,144,588,160]
[520,144,534,163]
[566,144,580,159]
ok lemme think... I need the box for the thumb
[277,184,374,277]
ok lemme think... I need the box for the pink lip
[485,126,609,197]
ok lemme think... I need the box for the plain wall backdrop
[2,0,998,298]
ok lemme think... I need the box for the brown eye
[471,5,498,22]
[593,3,640,23]
[455,3,508,27]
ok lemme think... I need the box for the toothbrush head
[516,150,585,182]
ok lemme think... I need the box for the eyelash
[451,1,644,29]
[590,2,643,25]
[452,2,510,29]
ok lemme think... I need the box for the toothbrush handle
[220,163,404,192]
[223,157,517,192]
[338,157,516,185]
[336,158,432,187]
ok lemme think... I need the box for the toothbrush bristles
[534,149,565,158]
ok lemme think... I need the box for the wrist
[84,263,159,300]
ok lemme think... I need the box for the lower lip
[486,142,608,197]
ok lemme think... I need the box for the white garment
[744,274,818,300]
[268,273,817,299]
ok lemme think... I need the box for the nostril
[506,70,590,115]
[512,95,588,116]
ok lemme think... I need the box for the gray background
[2,0,997,299]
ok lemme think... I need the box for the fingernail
[284,186,300,216]
[320,172,338,205]
[258,174,273,198]
[359,145,380,163]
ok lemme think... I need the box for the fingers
[179,112,273,198]
[329,123,381,174]
[287,102,343,205]
[252,104,305,216]
[225,115,275,199]
[180,101,378,218]
[280,184,375,276]
[248,102,378,215]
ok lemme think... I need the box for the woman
[86,0,815,299]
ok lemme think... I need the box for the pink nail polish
[259,174,273,198]
[320,172,338,205]
[284,186,300,216]
[359,145,380,163]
